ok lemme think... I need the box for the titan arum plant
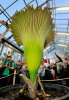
[9,6,55,100]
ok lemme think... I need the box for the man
[2,56,14,86]
[16,60,22,73]
[0,20,9,40]
[15,60,22,84]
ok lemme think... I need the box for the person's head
[7,56,11,61]
[50,63,55,68]
[17,60,21,65]
[7,51,11,56]
[65,58,67,60]
[23,59,26,65]
[8,51,10,54]
[42,58,44,63]
[56,58,60,63]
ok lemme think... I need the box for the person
[0,53,2,68]
[0,53,2,84]
[55,53,63,78]
[20,59,29,85]
[7,51,11,56]
[38,58,51,88]
[0,53,2,76]
[16,60,22,74]
[38,58,48,78]
[0,20,10,40]
[64,54,69,86]
[45,63,55,80]
[20,59,29,78]
[1,56,14,86]
[15,60,22,84]
[55,53,63,63]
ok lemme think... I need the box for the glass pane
[30,1,37,7]
[0,0,17,9]
[6,0,25,16]
[55,0,69,7]
[37,0,46,6]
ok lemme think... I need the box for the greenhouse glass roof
[0,0,69,62]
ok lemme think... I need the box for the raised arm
[0,20,10,40]
[55,53,63,62]
[0,20,6,24]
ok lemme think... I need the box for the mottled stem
[20,74,37,99]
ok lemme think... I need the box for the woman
[0,20,9,40]
[20,59,29,78]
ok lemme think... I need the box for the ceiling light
[57,44,67,47]
[56,6,69,10]
[56,32,69,35]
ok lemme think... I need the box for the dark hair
[65,58,67,60]
[18,60,21,62]
[7,56,11,58]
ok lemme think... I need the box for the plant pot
[0,84,69,100]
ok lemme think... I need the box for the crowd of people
[0,52,69,87]
[0,53,30,87]
[38,53,69,87]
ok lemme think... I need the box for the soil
[1,89,65,100]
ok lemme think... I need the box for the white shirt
[38,62,48,76]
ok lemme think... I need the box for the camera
[5,22,9,28]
